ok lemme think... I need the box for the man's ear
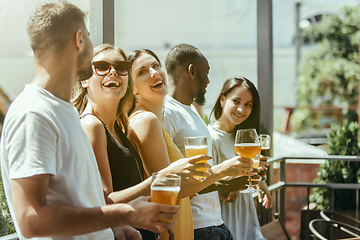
[81,80,89,88]
[75,29,84,51]
[188,64,195,78]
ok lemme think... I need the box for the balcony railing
[255,155,360,239]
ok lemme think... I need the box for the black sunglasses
[92,61,129,76]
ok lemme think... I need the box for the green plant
[201,114,210,125]
[293,5,360,132]
[310,120,360,210]
[0,167,15,236]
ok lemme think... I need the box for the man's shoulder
[163,96,192,115]
[163,96,180,116]
[9,84,51,110]
[5,86,37,117]
[163,95,176,109]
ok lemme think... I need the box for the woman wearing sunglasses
[72,44,211,240]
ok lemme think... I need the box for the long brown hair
[210,76,261,134]
[72,43,133,134]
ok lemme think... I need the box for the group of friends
[0,1,272,240]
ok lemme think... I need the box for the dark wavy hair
[72,43,133,134]
[127,49,161,114]
[210,76,261,135]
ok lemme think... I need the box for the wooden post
[257,0,273,140]
[257,0,274,226]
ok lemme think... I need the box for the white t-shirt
[0,84,114,240]
[208,124,266,240]
[163,95,223,230]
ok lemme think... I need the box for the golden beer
[185,145,208,157]
[151,186,180,205]
[185,145,209,179]
[234,143,261,159]
[253,160,260,170]
[151,173,181,223]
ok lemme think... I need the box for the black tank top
[105,121,144,190]
[80,114,155,240]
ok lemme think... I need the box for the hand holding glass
[184,136,209,180]
[151,173,181,222]
[234,129,261,193]
[259,134,271,181]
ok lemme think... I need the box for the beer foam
[185,145,208,149]
[234,143,261,147]
[151,186,181,193]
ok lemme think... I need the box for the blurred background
[1,1,360,239]
[1,0,359,137]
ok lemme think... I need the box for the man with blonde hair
[0,1,179,239]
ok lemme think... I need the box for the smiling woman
[127,49,195,240]
[71,44,158,239]
[72,44,133,134]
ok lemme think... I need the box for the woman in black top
[73,44,156,239]
[80,113,144,191]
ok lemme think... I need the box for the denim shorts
[194,223,234,240]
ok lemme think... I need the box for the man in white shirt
[163,43,246,240]
[0,1,179,239]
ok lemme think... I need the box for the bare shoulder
[80,114,105,137]
[130,111,161,130]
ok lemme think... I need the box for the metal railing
[254,155,360,239]
[0,233,18,240]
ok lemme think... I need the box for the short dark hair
[210,77,261,134]
[27,0,86,55]
[165,43,202,77]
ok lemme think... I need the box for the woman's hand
[219,191,239,203]
[258,155,269,172]
[258,181,272,209]
[213,156,254,178]
[158,155,211,182]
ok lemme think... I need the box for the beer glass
[151,172,181,222]
[259,134,271,181]
[184,136,209,180]
[234,129,261,193]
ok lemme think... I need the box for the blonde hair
[27,0,86,56]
